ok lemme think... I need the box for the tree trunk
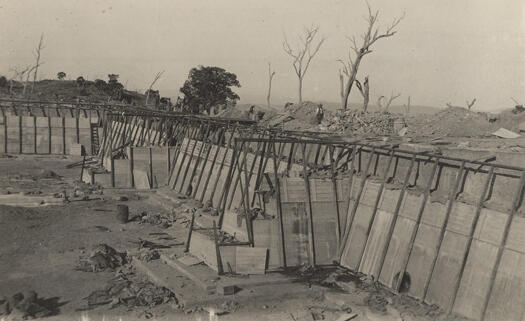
[298,77,303,103]
[339,73,345,109]
[363,77,369,112]
[267,75,273,108]
[342,54,363,109]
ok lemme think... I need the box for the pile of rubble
[84,269,177,310]
[0,291,53,319]
[76,244,128,272]
[319,109,398,135]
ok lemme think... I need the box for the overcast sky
[1,0,524,110]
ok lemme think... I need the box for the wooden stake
[185,212,195,253]
[129,146,135,188]
[329,145,341,250]
[148,147,153,188]
[212,221,224,275]
[110,154,115,188]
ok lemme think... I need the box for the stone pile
[319,110,397,135]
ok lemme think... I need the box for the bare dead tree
[466,98,476,110]
[338,3,404,109]
[145,70,164,105]
[9,66,31,95]
[267,62,276,108]
[283,26,325,103]
[23,65,40,96]
[404,95,411,116]
[30,33,45,94]
[355,76,370,111]
[378,91,401,110]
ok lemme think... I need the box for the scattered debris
[83,271,177,310]
[137,248,160,262]
[0,291,53,319]
[76,244,128,272]
[492,128,520,139]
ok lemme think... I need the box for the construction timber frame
[81,107,525,321]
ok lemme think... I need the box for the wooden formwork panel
[359,209,394,278]
[484,249,525,321]
[340,204,375,270]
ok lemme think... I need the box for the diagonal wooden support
[338,147,377,259]
[184,212,195,253]
[448,166,494,313]
[301,143,316,267]
[376,153,417,278]
[356,149,396,271]
[422,160,466,301]
[480,171,525,321]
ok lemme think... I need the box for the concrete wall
[0,115,96,155]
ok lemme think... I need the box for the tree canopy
[179,66,240,114]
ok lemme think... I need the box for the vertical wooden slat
[329,145,341,249]
[33,116,37,154]
[110,154,115,188]
[47,116,51,154]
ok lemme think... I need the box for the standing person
[315,104,324,124]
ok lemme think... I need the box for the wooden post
[47,116,51,154]
[271,141,287,267]
[212,221,224,275]
[33,116,37,154]
[62,117,66,155]
[422,160,466,301]
[167,147,171,175]
[80,155,86,182]
[301,143,316,267]
[129,146,135,188]
[329,145,341,248]
[376,154,417,278]
[76,116,80,144]
[110,154,115,188]
[18,115,22,154]
[448,166,494,313]
[338,147,377,259]
[251,141,269,207]
[148,147,153,188]
[480,171,525,321]
[3,112,7,154]
[185,212,195,253]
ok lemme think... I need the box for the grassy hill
[0,79,147,104]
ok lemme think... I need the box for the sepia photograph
[1,1,525,320]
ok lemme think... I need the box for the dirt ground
[0,155,473,321]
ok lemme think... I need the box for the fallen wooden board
[235,247,268,275]
[178,254,203,266]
